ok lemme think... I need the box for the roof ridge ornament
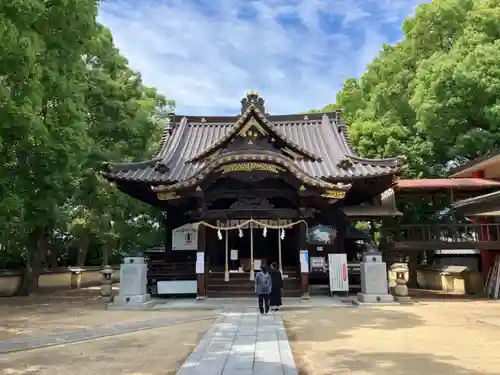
[241,90,265,114]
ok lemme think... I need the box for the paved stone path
[176,312,298,375]
[0,314,215,354]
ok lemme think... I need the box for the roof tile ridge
[320,114,351,157]
[347,155,401,166]
[337,122,356,156]
[316,114,341,170]
[158,117,189,164]
[103,158,160,173]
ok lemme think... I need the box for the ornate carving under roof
[102,93,404,186]
[230,198,274,210]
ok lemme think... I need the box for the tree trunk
[15,226,48,296]
[407,252,419,289]
[77,234,90,266]
[102,245,109,267]
[47,237,60,269]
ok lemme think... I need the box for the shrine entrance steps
[206,268,301,298]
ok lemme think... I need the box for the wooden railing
[393,223,500,244]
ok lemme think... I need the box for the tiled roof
[452,190,500,211]
[449,148,500,177]
[105,111,402,184]
[394,178,500,190]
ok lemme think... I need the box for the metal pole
[224,221,229,282]
[250,222,255,281]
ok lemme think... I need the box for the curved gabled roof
[187,103,321,163]
[103,96,404,184]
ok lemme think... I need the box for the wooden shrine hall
[103,92,406,298]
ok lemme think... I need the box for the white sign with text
[172,223,199,250]
[328,253,349,292]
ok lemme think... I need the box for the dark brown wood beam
[188,208,314,220]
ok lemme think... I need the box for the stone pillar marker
[110,257,154,309]
[357,249,394,304]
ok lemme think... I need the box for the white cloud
[98,0,426,115]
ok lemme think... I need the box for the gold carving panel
[320,190,346,199]
[157,191,180,201]
[219,162,282,174]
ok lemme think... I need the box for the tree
[1,0,99,295]
[317,0,500,177]
[0,1,173,294]
[410,0,500,162]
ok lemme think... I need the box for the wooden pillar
[196,224,206,300]
[164,207,185,261]
[299,221,309,299]
[471,170,496,281]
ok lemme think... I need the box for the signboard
[300,250,309,273]
[196,251,205,274]
[172,223,199,250]
[310,257,326,273]
[230,249,238,260]
[328,253,349,292]
[196,262,204,274]
[254,259,262,270]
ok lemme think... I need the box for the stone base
[300,293,310,300]
[357,293,395,304]
[196,296,206,301]
[395,296,413,304]
[107,294,155,310]
[101,295,114,303]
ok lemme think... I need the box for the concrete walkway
[176,312,298,375]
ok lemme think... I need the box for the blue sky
[98,0,427,115]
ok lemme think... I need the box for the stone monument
[109,256,154,309]
[357,247,394,304]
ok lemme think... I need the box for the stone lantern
[100,265,114,302]
[389,263,411,302]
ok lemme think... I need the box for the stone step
[206,289,301,298]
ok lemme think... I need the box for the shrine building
[103,92,405,298]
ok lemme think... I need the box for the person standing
[269,262,283,311]
[255,264,272,315]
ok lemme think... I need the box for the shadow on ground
[283,307,424,342]
[0,288,114,311]
[319,349,500,375]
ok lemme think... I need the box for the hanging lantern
[217,229,223,240]
[262,227,267,238]
[238,227,243,238]
[280,228,285,240]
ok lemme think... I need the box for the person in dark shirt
[269,262,283,312]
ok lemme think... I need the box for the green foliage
[321,0,500,178]
[0,0,172,292]
[306,104,340,113]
